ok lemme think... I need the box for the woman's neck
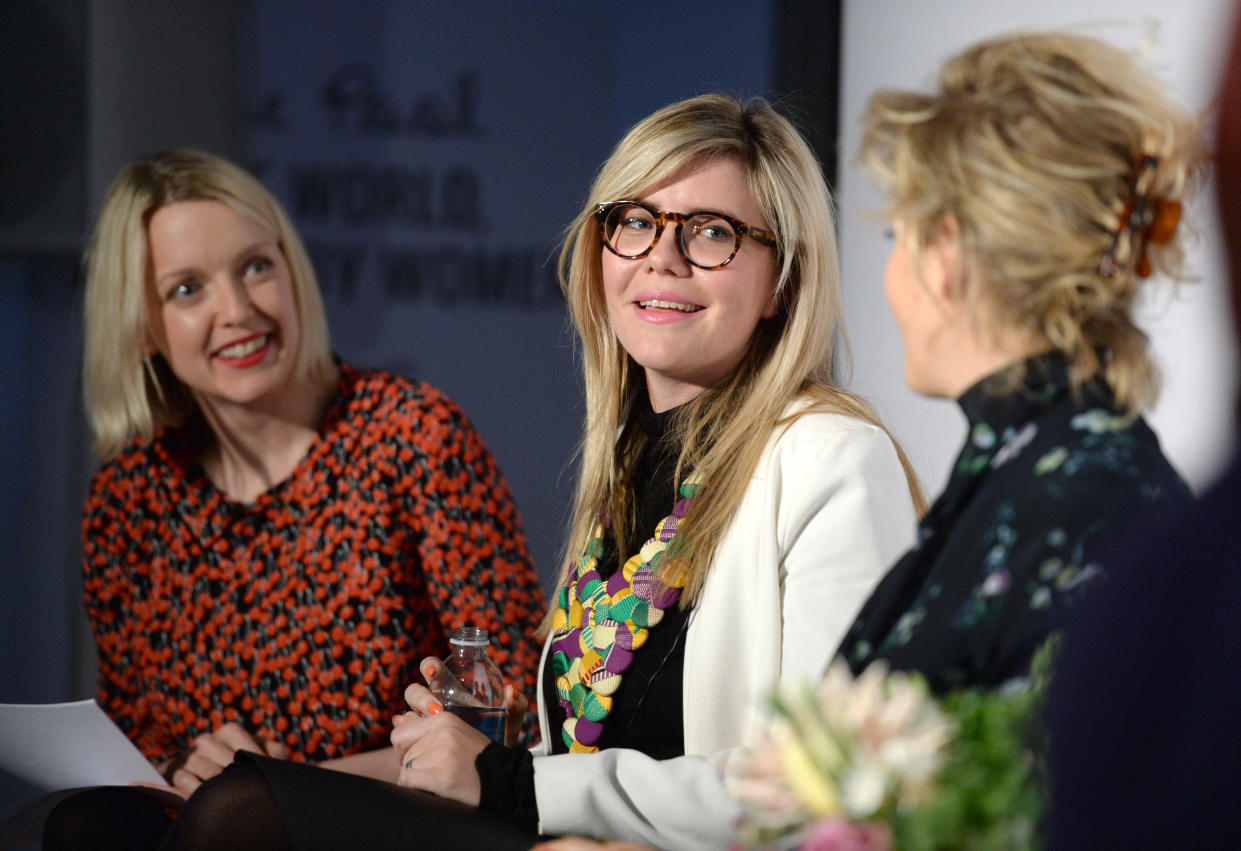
[645,375,705,413]
[936,325,1053,400]
[198,367,339,502]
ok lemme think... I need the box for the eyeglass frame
[594,199,779,270]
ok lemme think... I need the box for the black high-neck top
[838,352,1191,694]
[476,399,695,833]
[542,397,691,757]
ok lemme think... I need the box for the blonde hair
[83,149,335,457]
[859,30,1207,412]
[551,94,923,617]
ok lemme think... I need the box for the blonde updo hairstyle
[860,30,1207,412]
[552,94,922,610]
[83,149,335,458]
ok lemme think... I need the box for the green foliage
[891,639,1057,850]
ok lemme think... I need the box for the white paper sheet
[0,699,163,790]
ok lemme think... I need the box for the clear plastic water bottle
[432,626,506,743]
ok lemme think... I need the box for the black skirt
[243,753,536,850]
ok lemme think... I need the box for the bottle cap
[448,626,491,647]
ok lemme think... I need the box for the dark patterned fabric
[82,363,544,764]
[839,353,1190,694]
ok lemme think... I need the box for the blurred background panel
[229,0,778,595]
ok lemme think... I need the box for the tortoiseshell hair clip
[1099,154,1182,279]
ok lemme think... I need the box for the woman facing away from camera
[835,29,1207,692]
[159,93,922,850]
[41,150,544,848]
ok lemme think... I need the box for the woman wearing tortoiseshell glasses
[162,94,922,849]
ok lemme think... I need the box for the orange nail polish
[428,702,444,715]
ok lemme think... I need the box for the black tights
[39,762,290,851]
[159,759,292,850]
[44,756,533,850]
[175,753,534,850]
[41,786,172,850]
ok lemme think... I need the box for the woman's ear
[143,322,168,358]
[922,214,964,307]
[761,286,782,319]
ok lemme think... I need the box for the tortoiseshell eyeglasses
[595,200,778,270]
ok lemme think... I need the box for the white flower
[725,738,809,834]
[731,660,956,833]
[841,756,888,815]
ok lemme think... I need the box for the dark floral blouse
[838,353,1190,694]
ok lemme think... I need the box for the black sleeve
[475,742,539,834]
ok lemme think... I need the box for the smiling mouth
[638,299,702,313]
[216,334,271,359]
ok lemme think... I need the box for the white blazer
[530,406,917,849]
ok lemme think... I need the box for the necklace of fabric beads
[550,481,700,753]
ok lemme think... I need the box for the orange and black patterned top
[81,363,544,765]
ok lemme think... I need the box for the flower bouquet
[727,648,1052,850]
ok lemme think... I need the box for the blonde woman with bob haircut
[48,149,545,849]
[83,151,334,457]
[837,30,1206,694]
[159,96,920,850]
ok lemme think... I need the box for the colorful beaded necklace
[550,481,700,753]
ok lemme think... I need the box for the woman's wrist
[475,741,539,833]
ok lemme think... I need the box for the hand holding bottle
[417,655,530,747]
[390,680,490,805]
[390,629,530,804]
[429,626,507,742]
